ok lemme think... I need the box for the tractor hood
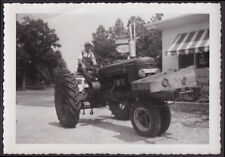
[98,57,156,79]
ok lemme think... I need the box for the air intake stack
[129,22,136,58]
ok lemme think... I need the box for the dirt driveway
[16,88,209,144]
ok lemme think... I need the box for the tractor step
[81,102,92,109]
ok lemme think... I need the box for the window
[179,53,194,69]
[196,51,209,68]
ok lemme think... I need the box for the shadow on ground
[48,122,64,128]
[48,116,177,144]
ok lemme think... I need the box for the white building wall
[162,20,209,72]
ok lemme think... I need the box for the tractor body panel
[131,65,198,93]
[98,57,156,82]
[131,65,208,101]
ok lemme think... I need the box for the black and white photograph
[3,3,221,154]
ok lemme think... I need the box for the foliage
[149,13,164,23]
[127,15,163,58]
[113,18,127,37]
[16,17,67,89]
[127,16,146,36]
[90,14,164,66]
[92,25,117,66]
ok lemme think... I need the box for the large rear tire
[54,71,84,128]
[130,104,161,137]
[109,102,130,120]
[158,104,171,135]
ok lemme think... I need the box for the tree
[149,13,164,23]
[92,25,115,64]
[91,14,163,66]
[16,17,67,90]
[127,15,163,58]
[147,13,164,69]
[113,18,126,37]
[92,19,130,65]
[92,25,125,66]
[127,16,146,37]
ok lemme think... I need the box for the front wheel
[130,104,161,137]
[158,104,171,135]
[54,71,85,128]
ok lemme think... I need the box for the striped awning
[166,29,209,55]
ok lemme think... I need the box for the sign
[115,38,129,45]
[116,45,129,53]
[195,68,209,96]
[115,35,129,54]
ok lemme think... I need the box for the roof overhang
[166,29,209,56]
[145,14,209,31]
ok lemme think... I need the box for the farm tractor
[54,24,201,137]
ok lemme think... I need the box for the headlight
[162,78,169,87]
[181,77,187,85]
[138,68,159,78]
[138,69,145,78]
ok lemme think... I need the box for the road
[16,88,209,144]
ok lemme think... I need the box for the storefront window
[179,50,209,69]
[196,51,209,68]
[179,53,194,69]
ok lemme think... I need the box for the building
[146,14,209,72]
[145,14,209,97]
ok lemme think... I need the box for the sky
[17,4,179,72]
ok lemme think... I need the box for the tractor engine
[98,57,158,101]
[77,56,160,108]
[98,57,157,83]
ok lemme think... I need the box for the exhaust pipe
[129,22,136,58]
[129,40,136,58]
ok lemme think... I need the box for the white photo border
[3,3,221,154]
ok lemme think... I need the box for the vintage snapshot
[3,3,221,154]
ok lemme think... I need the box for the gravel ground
[16,88,209,144]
